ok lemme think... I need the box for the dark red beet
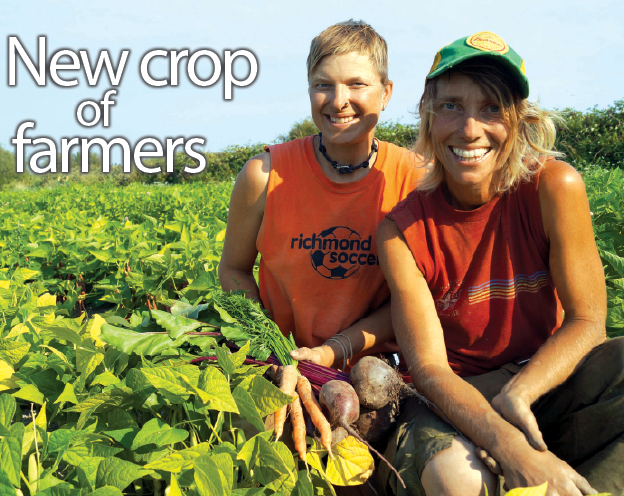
[355,401,400,444]
[321,379,406,490]
[350,356,402,410]
[319,380,360,427]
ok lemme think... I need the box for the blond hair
[415,58,563,194]
[307,20,389,84]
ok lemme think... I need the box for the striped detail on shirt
[468,271,550,304]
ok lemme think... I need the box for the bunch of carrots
[274,365,333,465]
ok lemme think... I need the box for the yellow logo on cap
[429,51,442,75]
[467,31,509,54]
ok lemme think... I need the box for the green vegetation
[0,183,373,495]
[556,100,624,169]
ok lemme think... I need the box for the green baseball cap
[427,31,529,98]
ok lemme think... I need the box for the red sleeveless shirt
[257,136,421,353]
[388,166,563,376]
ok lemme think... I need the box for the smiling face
[431,72,510,205]
[309,52,392,148]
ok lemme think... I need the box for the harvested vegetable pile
[211,290,298,366]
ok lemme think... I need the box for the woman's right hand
[290,346,335,368]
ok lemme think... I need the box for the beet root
[319,380,360,427]
[355,400,400,444]
[350,356,403,410]
[331,426,348,446]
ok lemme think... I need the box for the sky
[1,0,623,165]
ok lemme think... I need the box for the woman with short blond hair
[219,20,423,370]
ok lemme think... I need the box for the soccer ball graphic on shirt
[310,226,362,279]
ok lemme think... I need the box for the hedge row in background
[1,100,622,189]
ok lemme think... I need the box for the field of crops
[0,165,623,495]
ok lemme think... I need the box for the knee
[420,437,496,496]
[592,337,624,391]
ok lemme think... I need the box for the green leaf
[194,454,226,496]
[151,309,203,339]
[213,303,238,324]
[144,443,212,473]
[0,435,22,486]
[247,376,295,417]
[91,444,123,458]
[102,427,139,449]
[236,431,273,471]
[30,369,64,399]
[210,452,234,495]
[100,324,177,356]
[253,437,297,494]
[91,371,121,387]
[220,326,252,346]
[0,341,29,366]
[603,250,624,277]
[90,487,124,496]
[232,386,265,432]
[0,395,16,428]
[13,384,45,404]
[0,467,15,494]
[292,469,314,496]
[140,367,191,404]
[196,367,239,413]
[131,418,189,451]
[168,474,183,496]
[55,383,79,405]
[215,345,236,378]
[62,445,91,466]
[172,302,210,319]
[48,429,75,454]
[76,341,105,378]
[95,457,154,490]
[232,490,267,496]
[230,342,251,368]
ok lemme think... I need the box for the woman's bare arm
[218,152,271,300]
[491,160,607,450]
[290,301,395,368]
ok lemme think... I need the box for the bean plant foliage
[0,183,374,495]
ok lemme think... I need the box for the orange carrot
[297,376,333,459]
[274,364,298,441]
[290,395,307,465]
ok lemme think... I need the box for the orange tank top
[257,135,421,353]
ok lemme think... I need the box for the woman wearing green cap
[377,32,624,495]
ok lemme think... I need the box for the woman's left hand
[290,346,335,368]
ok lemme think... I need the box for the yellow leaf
[0,360,15,381]
[216,229,226,242]
[326,436,374,486]
[37,293,57,307]
[83,314,106,348]
[0,281,9,289]
[505,483,548,496]
[306,437,327,474]
[40,345,73,371]
[6,323,28,338]
[168,474,183,496]
[35,402,47,429]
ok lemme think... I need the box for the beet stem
[340,420,406,489]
